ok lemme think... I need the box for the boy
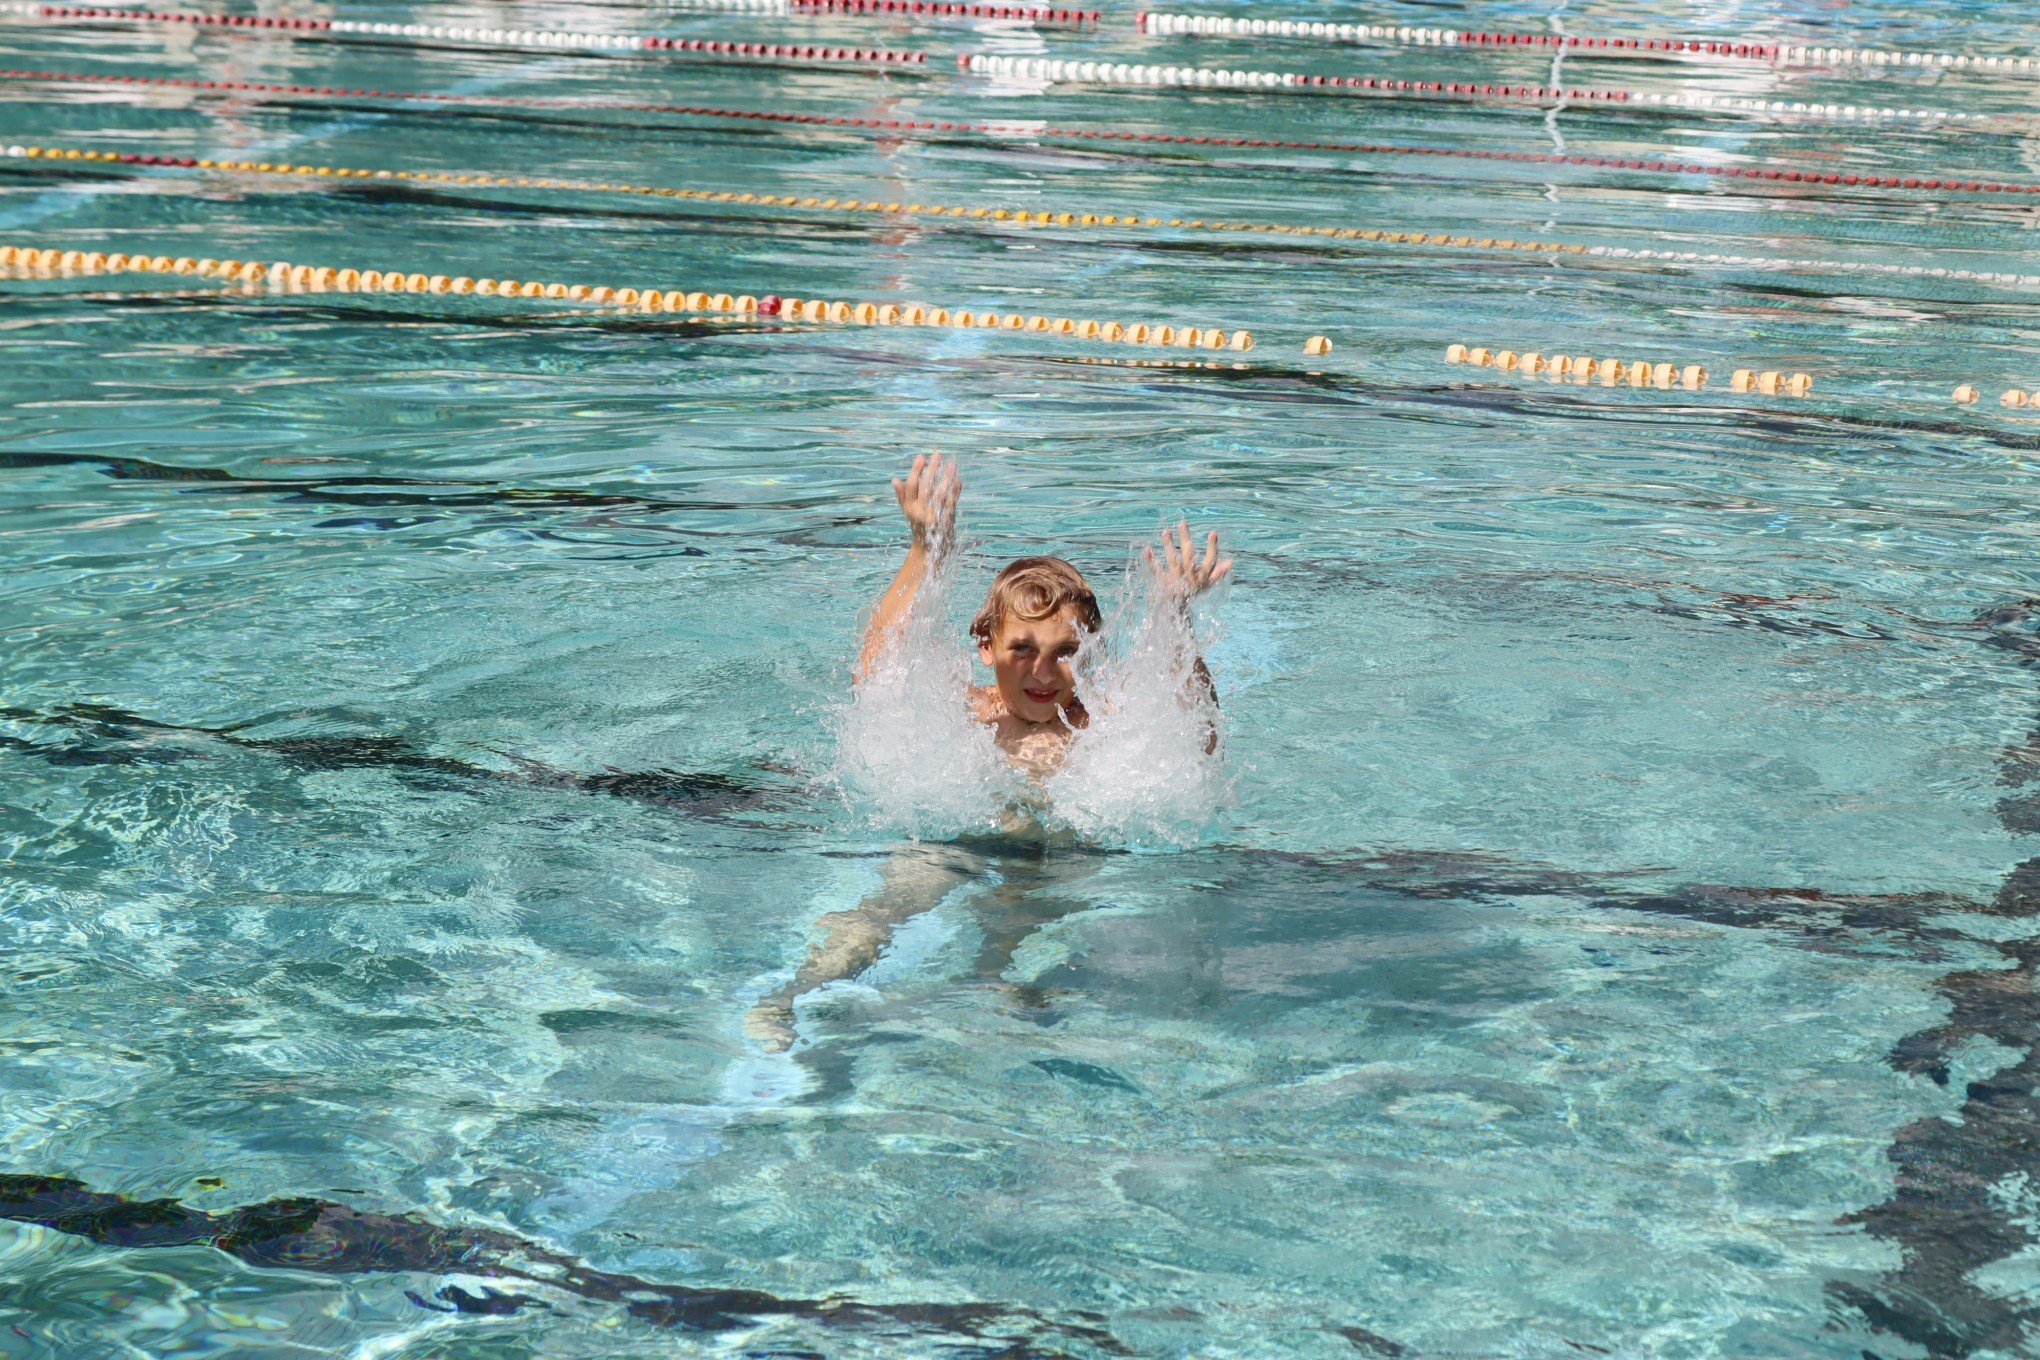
[737,457,1228,1052]
[861,451,1230,775]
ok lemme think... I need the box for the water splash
[832,543,1022,838]
[1048,550,1232,847]
[834,539,1229,847]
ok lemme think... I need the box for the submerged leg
[744,844,979,1051]
[964,845,1121,1015]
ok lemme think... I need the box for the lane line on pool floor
[0,2,929,66]
[11,143,2037,293]
[8,69,2037,201]
[1135,12,2040,75]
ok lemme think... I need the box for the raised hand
[1144,520,1232,601]
[893,452,961,550]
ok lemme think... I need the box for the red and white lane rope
[789,0,1096,22]
[959,52,1990,122]
[12,69,2037,198]
[0,2,927,63]
[394,0,1098,24]
[1137,13,2040,74]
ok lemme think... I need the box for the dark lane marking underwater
[0,703,793,819]
[0,701,1990,958]
[0,699,1986,952]
[0,448,855,516]
[1288,849,1978,960]
[0,1175,1124,1357]
[1831,598,2040,1359]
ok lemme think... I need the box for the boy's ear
[977,638,996,666]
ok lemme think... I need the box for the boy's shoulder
[968,685,1003,724]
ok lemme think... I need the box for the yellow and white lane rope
[1448,343,1710,391]
[14,247,2038,398]
[1136,13,2040,74]
[957,52,1997,125]
[1445,342,1817,397]
[15,144,2039,292]
[0,243,1255,351]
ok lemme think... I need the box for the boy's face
[980,610,1084,723]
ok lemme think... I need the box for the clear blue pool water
[2,2,2040,1356]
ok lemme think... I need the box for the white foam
[833,541,1230,847]
[1047,552,1231,846]
[833,545,1024,838]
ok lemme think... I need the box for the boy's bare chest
[970,686,1074,774]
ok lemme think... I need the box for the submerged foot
[990,980,1065,1025]
[742,999,798,1053]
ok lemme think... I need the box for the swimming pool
[2,0,2038,1354]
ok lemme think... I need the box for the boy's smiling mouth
[1022,687,1062,705]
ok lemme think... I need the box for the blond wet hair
[969,556,1102,645]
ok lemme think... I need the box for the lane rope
[7,247,2029,399]
[625,0,1097,20]
[0,3,928,64]
[17,0,1100,21]
[786,0,1097,22]
[14,142,2038,290]
[1137,13,2040,74]
[8,68,2037,199]
[1445,342,1817,399]
[20,247,2014,398]
[0,241,1253,348]
[1448,342,1709,390]
[958,53,1995,123]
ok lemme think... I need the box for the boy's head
[970,557,1101,723]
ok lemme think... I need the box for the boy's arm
[856,453,961,683]
[1145,521,1231,751]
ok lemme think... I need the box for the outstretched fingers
[1163,522,1191,579]
[1202,531,1231,589]
[1147,521,1231,596]
[894,453,963,544]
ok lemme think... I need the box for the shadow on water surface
[0,1174,1124,1358]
